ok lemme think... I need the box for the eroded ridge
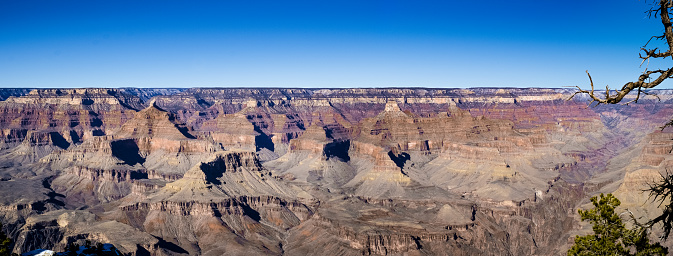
[1,88,672,255]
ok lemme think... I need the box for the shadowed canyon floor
[0,88,672,255]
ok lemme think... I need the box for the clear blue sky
[1,0,673,89]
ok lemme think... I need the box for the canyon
[0,87,672,255]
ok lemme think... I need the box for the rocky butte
[0,87,672,255]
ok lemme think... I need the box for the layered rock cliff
[0,87,672,255]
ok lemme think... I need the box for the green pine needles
[568,193,667,256]
[0,222,11,256]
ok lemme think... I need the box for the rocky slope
[0,88,672,255]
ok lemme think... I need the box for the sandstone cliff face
[12,210,161,256]
[1,88,673,255]
[108,102,222,176]
[201,113,256,150]
[264,120,357,188]
[116,150,312,255]
[602,126,673,248]
[286,178,582,255]
[0,89,146,171]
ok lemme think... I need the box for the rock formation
[0,88,672,255]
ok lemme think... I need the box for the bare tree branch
[645,169,673,240]
[573,0,673,105]
[572,2,673,241]
[662,119,673,130]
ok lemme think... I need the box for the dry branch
[572,0,673,105]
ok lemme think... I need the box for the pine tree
[568,193,668,256]
[0,222,12,256]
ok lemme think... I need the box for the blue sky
[1,0,673,89]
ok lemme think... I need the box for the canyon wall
[0,88,672,255]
